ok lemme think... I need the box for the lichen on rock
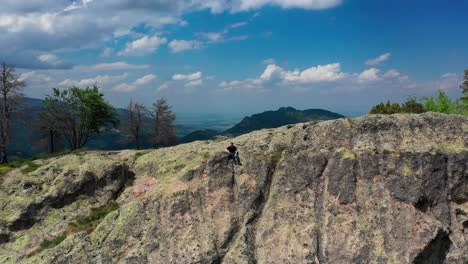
[0,113,466,263]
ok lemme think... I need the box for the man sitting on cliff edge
[226,142,242,165]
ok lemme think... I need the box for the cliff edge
[0,113,466,263]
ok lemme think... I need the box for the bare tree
[122,101,148,149]
[0,63,25,163]
[148,98,176,148]
[32,109,63,154]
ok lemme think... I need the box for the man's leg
[235,153,241,165]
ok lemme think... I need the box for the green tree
[423,90,459,114]
[459,70,468,114]
[401,97,426,113]
[42,86,119,150]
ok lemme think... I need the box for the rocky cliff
[0,113,466,264]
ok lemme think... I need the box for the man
[226,142,241,165]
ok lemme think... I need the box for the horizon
[2,0,467,116]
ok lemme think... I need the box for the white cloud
[100,47,113,58]
[358,68,381,82]
[365,52,391,66]
[229,22,247,29]
[219,63,346,92]
[159,71,205,92]
[262,58,276,65]
[59,73,128,87]
[112,83,137,92]
[383,69,401,78]
[259,63,346,83]
[0,0,342,69]
[111,74,157,93]
[38,53,58,63]
[118,35,167,56]
[172,72,203,81]
[168,40,203,53]
[77,62,151,71]
[197,32,224,42]
[134,74,157,86]
[19,71,52,84]
[441,72,457,79]
[229,35,249,41]
[219,62,415,92]
[237,0,342,11]
[157,82,170,92]
[439,72,459,91]
[185,79,203,87]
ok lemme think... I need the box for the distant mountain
[224,107,344,136]
[180,107,345,143]
[178,129,220,144]
[9,100,344,157]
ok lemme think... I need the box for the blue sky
[1,0,467,116]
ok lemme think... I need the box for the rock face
[0,113,466,264]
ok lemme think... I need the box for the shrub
[423,90,461,114]
[401,97,426,113]
[201,152,210,159]
[40,233,67,249]
[68,202,119,233]
[20,162,41,174]
[134,151,150,161]
[270,151,284,167]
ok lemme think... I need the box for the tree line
[370,70,468,115]
[0,62,176,164]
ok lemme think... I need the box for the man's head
[230,142,234,146]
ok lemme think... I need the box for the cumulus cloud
[134,74,157,86]
[100,47,113,58]
[358,68,381,82]
[438,72,460,91]
[172,72,203,81]
[365,52,391,66]
[158,71,204,92]
[112,74,157,93]
[59,73,128,88]
[237,0,342,11]
[262,58,276,65]
[76,62,151,71]
[259,63,346,83]
[229,22,248,29]
[112,74,156,93]
[168,40,203,53]
[118,35,168,56]
[19,71,52,84]
[0,0,342,69]
[112,83,137,93]
[38,53,58,63]
[197,32,225,42]
[219,62,413,92]
[383,69,401,78]
[219,63,346,92]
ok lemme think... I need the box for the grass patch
[40,233,67,250]
[0,166,12,176]
[2,149,88,176]
[67,202,119,233]
[201,151,211,159]
[270,151,284,167]
[134,151,150,161]
[20,162,41,174]
[31,201,119,257]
